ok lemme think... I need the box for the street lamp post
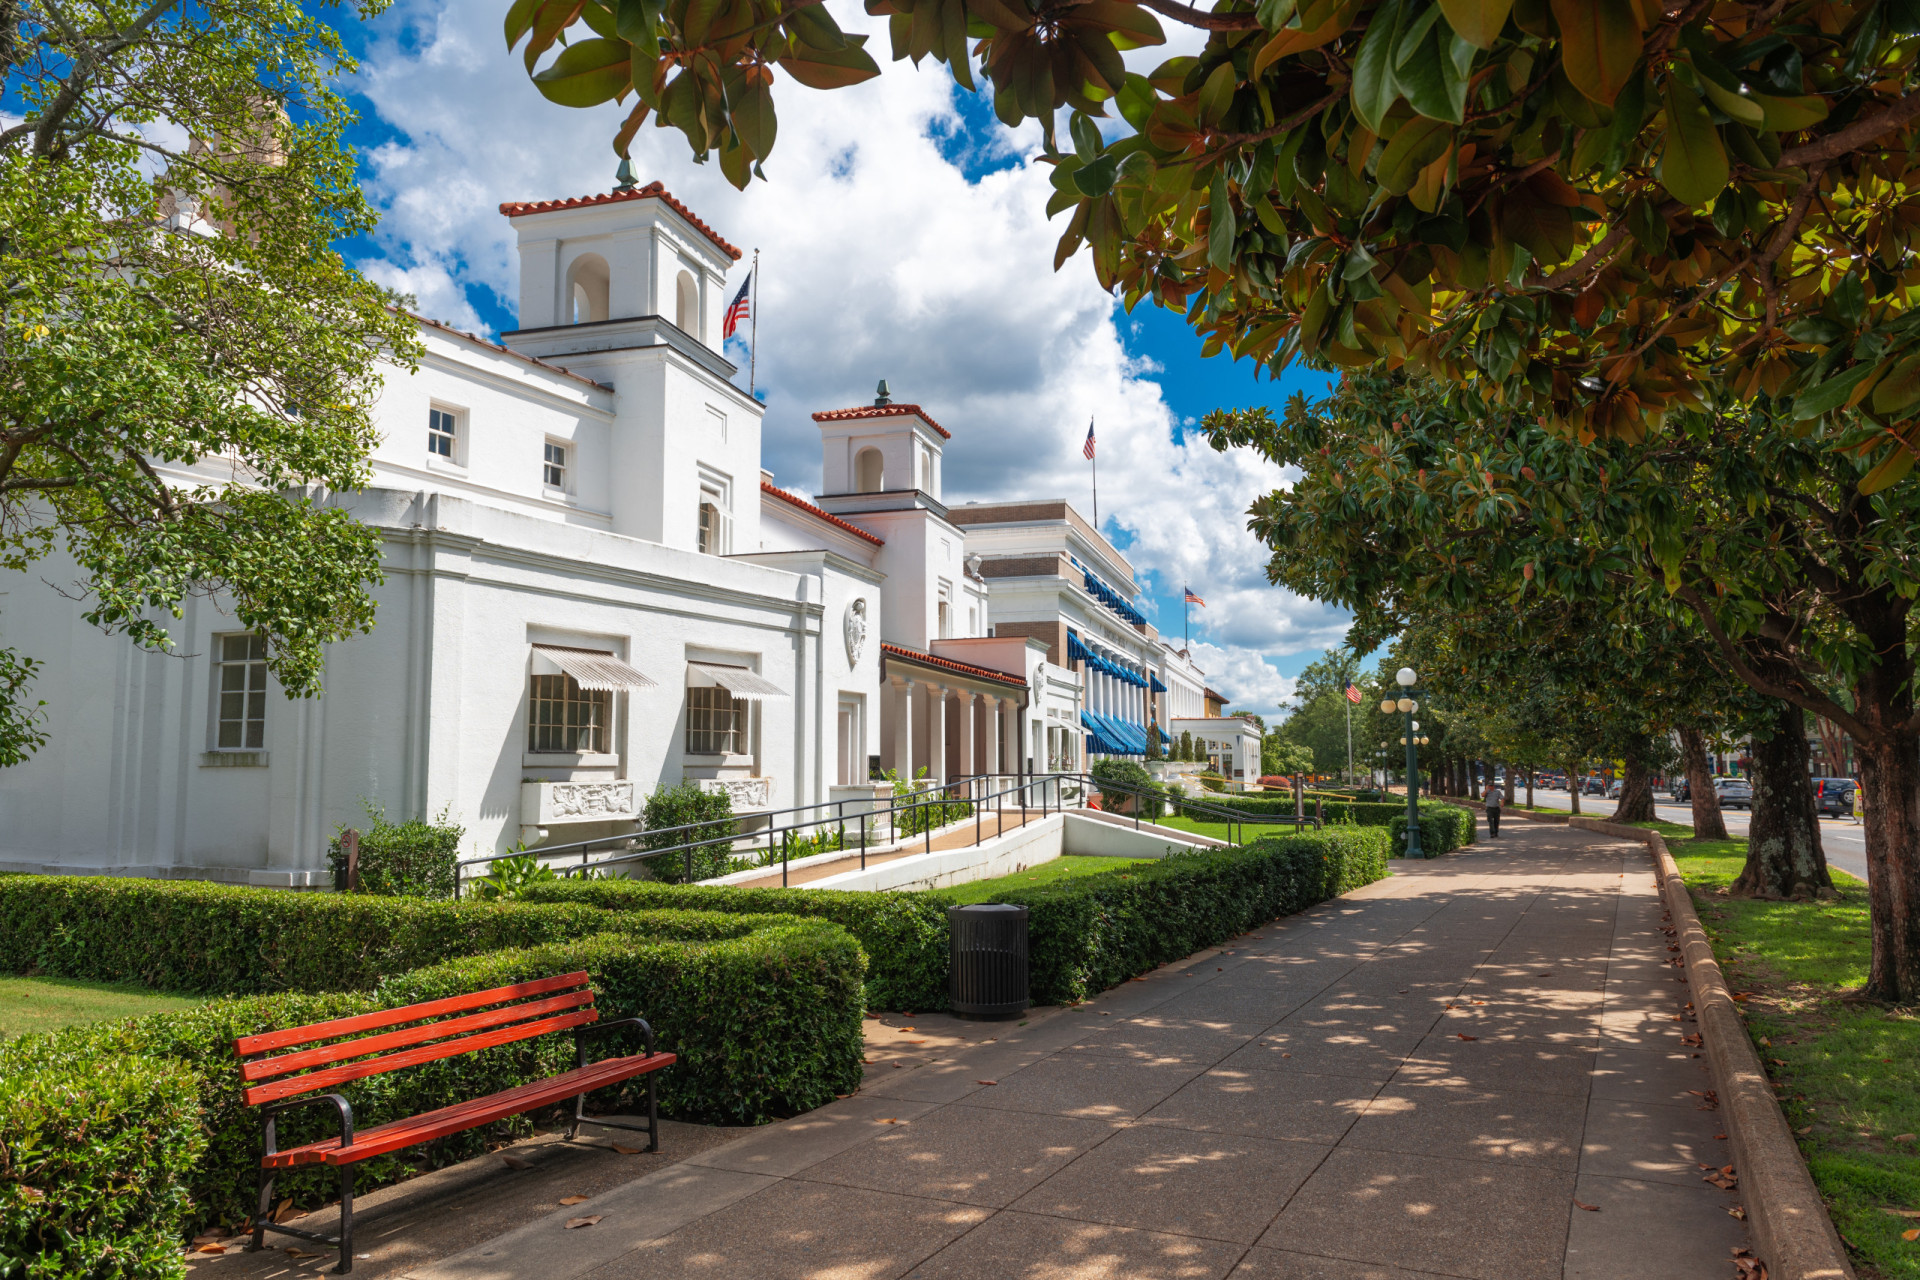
[1379,667,1425,858]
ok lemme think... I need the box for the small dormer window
[428,407,458,458]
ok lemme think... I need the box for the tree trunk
[1735,700,1832,901]
[1525,769,1534,808]
[1611,740,1656,823]
[1504,766,1516,805]
[1678,725,1729,841]
[1566,760,1582,815]
[1468,760,1481,800]
[1454,755,1468,797]
[1856,722,1920,1002]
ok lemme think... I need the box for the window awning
[532,644,657,690]
[687,661,790,700]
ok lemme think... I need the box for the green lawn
[0,974,206,1038]
[1155,814,1321,845]
[936,855,1157,904]
[1663,829,1920,1278]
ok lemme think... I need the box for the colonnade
[887,673,1023,783]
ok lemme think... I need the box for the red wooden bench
[233,971,674,1273]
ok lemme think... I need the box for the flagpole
[1091,431,1098,529]
[748,248,760,397]
[1345,689,1353,785]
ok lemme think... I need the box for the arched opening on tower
[566,253,610,324]
[675,270,698,334]
[855,447,885,493]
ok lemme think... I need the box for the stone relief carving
[699,777,772,810]
[544,781,637,820]
[844,597,868,666]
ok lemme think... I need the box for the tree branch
[1134,0,1261,31]
[1779,90,1920,167]
[1674,585,1874,742]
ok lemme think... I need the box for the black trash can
[947,903,1030,1019]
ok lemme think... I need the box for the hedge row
[983,826,1391,1005]
[0,876,777,995]
[1389,805,1478,857]
[1,1053,205,1280]
[520,879,950,1012]
[0,917,864,1247]
[1174,795,1409,825]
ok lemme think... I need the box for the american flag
[1344,680,1363,704]
[1184,587,1205,606]
[722,275,752,339]
[1083,419,1096,460]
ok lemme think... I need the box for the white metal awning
[531,644,657,691]
[686,661,790,700]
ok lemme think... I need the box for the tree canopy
[1,0,419,762]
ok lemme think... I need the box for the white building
[1170,715,1265,781]
[0,180,1228,884]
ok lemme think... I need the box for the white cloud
[344,0,1346,683]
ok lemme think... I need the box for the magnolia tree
[1,0,419,763]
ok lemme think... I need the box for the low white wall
[1068,809,1231,852]
[804,811,1218,893]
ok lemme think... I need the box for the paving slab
[902,1211,1247,1279]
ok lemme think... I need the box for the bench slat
[261,1051,677,1168]
[240,990,595,1083]
[242,1007,599,1106]
[233,971,592,1057]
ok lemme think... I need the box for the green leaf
[1397,23,1466,123]
[1550,0,1640,107]
[1115,73,1156,131]
[731,79,777,160]
[532,38,632,107]
[1858,442,1916,494]
[1870,353,1920,419]
[1656,79,1727,207]
[617,0,662,56]
[1208,174,1237,271]
[1436,0,1513,48]
[1073,155,1120,195]
[1393,3,1441,69]
[1376,116,1452,193]
[789,4,851,50]
[1197,60,1237,126]
[1752,93,1828,132]
[779,35,882,89]
[1790,362,1874,420]
[1070,110,1103,162]
[1350,0,1403,132]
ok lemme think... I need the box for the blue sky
[326,1,1349,710]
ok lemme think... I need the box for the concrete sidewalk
[405,822,1749,1280]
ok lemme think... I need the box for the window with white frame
[527,672,609,753]
[543,440,568,489]
[696,473,732,554]
[687,686,742,754]
[428,406,459,458]
[214,633,268,749]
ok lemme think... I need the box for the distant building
[1171,716,1263,780]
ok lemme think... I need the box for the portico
[880,644,1026,783]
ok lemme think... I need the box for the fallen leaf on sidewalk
[1715,1133,1728,1140]
[194,1244,227,1254]
[901,1039,927,1045]
[878,1118,904,1124]
[559,1196,591,1206]
[1732,992,1751,1002]
[975,1080,997,1085]
[1456,1034,1479,1041]
[501,1154,534,1170]
[191,1232,230,1245]
[273,1200,302,1224]
[1728,1206,1746,1220]
[1681,1034,1703,1047]
[564,1216,603,1229]
[611,1145,643,1155]
[1574,1200,1600,1212]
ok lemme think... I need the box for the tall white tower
[497,180,764,554]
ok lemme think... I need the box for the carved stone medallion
[844,597,869,665]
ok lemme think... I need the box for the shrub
[520,878,949,1011]
[0,1053,205,1280]
[326,807,463,898]
[1090,758,1158,812]
[1389,805,1477,858]
[642,782,736,883]
[946,826,1391,1005]
[0,913,862,1240]
[0,876,773,996]
[882,768,972,837]
[1177,794,1409,826]
[470,851,558,901]
[1198,772,1228,791]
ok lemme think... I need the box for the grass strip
[1664,828,1920,1278]
[0,975,206,1038]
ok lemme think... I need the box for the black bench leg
[252,1163,275,1253]
[569,1089,586,1143]
[334,1166,356,1275]
[647,1068,659,1154]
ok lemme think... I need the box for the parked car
[1606,778,1624,799]
[1715,777,1753,810]
[1584,776,1608,795]
[1812,778,1856,817]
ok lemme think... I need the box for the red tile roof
[881,643,1027,689]
[498,182,741,261]
[760,481,884,547]
[810,403,951,439]
[407,312,611,391]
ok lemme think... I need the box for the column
[955,689,976,783]
[891,675,914,780]
[985,695,1002,776]
[925,684,947,783]
[1004,698,1022,774]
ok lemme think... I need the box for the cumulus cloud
[343,0,1347,684]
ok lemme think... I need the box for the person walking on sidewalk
[1485,782,1502,839]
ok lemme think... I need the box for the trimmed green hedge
[1389,805,1477,857]
[0,917,864,1242]
[1175,795,1409,825]
[1,1052,205,1280]
[519,879,950,1012]
[0,876,779,995]
[955,826,1391,1005]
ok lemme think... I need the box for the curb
[1570,817,1855,1280]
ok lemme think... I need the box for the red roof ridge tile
[810,403,951,439]
[406,312,611,392]
[497,183,741,260]
[881,643,1027,689]
[760,481,884,546]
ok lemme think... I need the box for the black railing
[453,771,1318,896]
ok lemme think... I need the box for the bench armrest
[259,1092,355,1158]
[574,1016,655,1067]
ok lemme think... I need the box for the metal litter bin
[947,903,1030,1019]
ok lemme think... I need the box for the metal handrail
[453,769,1324,896]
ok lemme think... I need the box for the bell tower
[815,380,947,501]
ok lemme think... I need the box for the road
[1504,786,1870,884]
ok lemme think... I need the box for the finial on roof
[614,156,637,193]
[874,379,892,405]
